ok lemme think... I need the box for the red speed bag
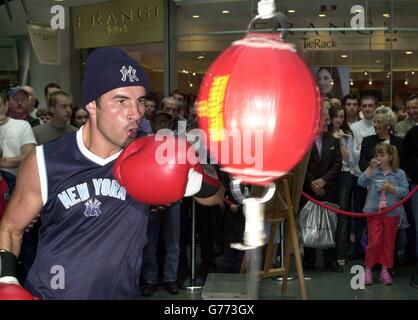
[0,283,40,300]
[197,32,320,185]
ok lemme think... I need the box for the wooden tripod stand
[240,155,309,300]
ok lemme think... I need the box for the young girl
[358,143,409,285]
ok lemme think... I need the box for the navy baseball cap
[7,86,29,97]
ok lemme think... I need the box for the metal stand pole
[273,221,310,282]
[247,247,261,299]
[273,222,297,281]
[229,181,276,299]
[186,199,203,291]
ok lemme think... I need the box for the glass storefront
[173,0,418,106]
[3,0,415,105]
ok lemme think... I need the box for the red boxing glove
[114,135,221,205]
[113,135,197,205]
[0,283,40,300]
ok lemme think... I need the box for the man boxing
[0,48,223,299]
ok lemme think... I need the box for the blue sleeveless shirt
[25,128,149,299]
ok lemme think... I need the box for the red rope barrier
[301,185,418,218]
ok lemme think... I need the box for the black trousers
[304,247,336,267]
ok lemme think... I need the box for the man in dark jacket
[402,125,418,288]
[302,107,342,271]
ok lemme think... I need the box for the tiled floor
[142,261,417,300]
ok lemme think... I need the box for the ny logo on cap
[120,65,139,82]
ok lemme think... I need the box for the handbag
[298,200,339,249]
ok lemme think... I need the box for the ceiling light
[192,72,196,76]
[189,83,194,88]
[192,15,200,18]
[404,79,409,86]
[350,79,354,86]
[368,79,373,85]
[341,54,348,58]
[222,10,230,14]
[406,51,413,55]
[412,70,415,75]
[288,9,296,13]
[382,13,390,18]
[197,55,204,59]
[364,71,368,76]
[318,13,326,17]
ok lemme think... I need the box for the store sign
[72,0,163,49]
[303,38,337,49]
[286,21,372,50]
[296,34,385,51]
[27,22,60,65]
[294,33,418,51]
[282,20,418,51]
[0,39,18,71]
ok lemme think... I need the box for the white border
[35,145,48,205]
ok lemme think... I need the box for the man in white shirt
[351,95,377,177]
[0,88,36,176]
[6,86,40,128]
[0,89,37,284]
[349,95,377,260]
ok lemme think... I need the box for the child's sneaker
[365,269,373,285]
[380,269,393,285]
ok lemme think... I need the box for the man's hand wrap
[0,250,19,285]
